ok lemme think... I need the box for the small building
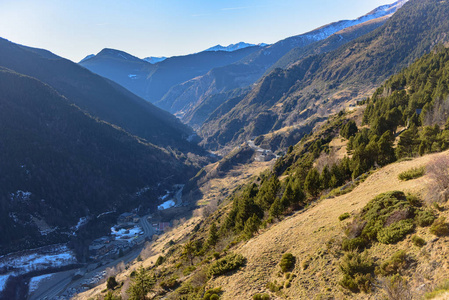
[152,222,171,233]
[118,212,136,224]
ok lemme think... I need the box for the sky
[0,0,394,62]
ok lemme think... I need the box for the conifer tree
[304,168,321,197]
[127,266,155,300]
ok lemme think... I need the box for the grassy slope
[214,151,448,299]
[76,149,449,300]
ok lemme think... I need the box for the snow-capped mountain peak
[204,42,267,52]
[143,56,167,64]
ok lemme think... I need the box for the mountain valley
[2,0,449,299]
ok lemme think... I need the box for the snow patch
[143,56,167,64]
[158,200,175,210]
[29,273,54,293]
[0,274,10,292]
[10,190,32,202]
[0,245,76,275]
[204,42,265,52]
[111,225,143,242]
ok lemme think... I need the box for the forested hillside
[0,38,200,153]
[80,44,449,300]
[0,68,195,254]
[200,0,449,151]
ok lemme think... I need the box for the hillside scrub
[342,191,433,249]
[398,166,425,181]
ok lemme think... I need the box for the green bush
[339,250,375,293]
[412,235,426,247]
[106,276,118,290]
[425,280,449,299]
[377,250,408,276]
[203,287,222,300]
[155,255,165,266]
[208,253,246,277]
[339,212,351,221]
[183,265,196,276]
[345,191,418,247]
[398,167,425,181]
[279,253,296,272]
[341,237,369,251]
[160,276,179,290]
[416,209,436,227]
[430,217,449,236]
[377,219,414,244]
[253,293,270,300]
[267,280,282,292]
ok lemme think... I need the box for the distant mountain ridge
[157,0,406,125]
[0,37,200,153]
[199,0,448,150]
[79,45,264,103]
[143,56,167,64]
[204,42,268,52]
[0,67,194,254]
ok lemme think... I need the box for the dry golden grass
[209,151,449,299]
[77,151,449,300]
[196,160,273,207]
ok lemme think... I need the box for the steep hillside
[161,1,405,125]
[0,38,199,153]
[75,42,449,300]
[80,46,263,105]
[0,68,195,254]
[200,0,449,150]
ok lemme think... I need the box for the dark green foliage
[0,69,196,253]
[339,213,350,221]
[155,255,165,266]
[253,293,270,300]
[416,209,436,227]
[398,167,425,181]
[243,214,262,239]
[339,250,375,293]
[304,167,321,197]
[160,276,179,290]
[279,253,296,273]
[202,287,222,300]
[377,219,415,244]
[107,276,118,290]
[266,281,283,293]
[341,120,358,139]
[183,266,196,276]
[256,175,280,211]
[430,217,449,236]
[344,191,420,249]
[377,250,409,276]
[341,237,369,252]
[208,253,246,277]
[207,223,219,247]
[269,198,283,220]
[127,267,156,300]
[104,291,119,300]
[412,235,426,247]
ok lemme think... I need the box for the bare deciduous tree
[426,155,449,203]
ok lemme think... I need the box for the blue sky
[0,0,394,62]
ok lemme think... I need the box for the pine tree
[269,198,283,219]
[207,222,219,247]
[304,168,321,197]
[320,165,332,190]
[243,214,261,239]
[127,266,155,300]
[377,130,395,165]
